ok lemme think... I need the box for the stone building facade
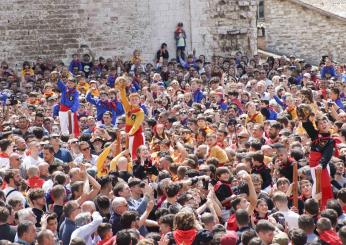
[0,0,257,66]
[259,0,346,64]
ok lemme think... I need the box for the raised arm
[138,200,154,228]
[109,150,130,172]
[243,173,257,216]
[86,91,98,106]
[74,211,103,236]
[117,78,131,112]
[78,173,101,204]
[57,79,66,92]
[302,118,318,141]
[96,143,113,177]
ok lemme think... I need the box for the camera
[228,118,237,126]
[8,95,18,106]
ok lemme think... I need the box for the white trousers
[59,111,74,135]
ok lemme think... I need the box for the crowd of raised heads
[1,34,346,245]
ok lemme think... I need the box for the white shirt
[307,232,319,243]
[70,212,103,245]
[0,157,9,169]
[277,210,299,230]
[74,155,98,165]
[42,179,54,193]
[22,155,43,169]
[338,213,346,225]
[4,186,26,207]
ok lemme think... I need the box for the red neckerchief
[249,112,259,122]
[252,164,266,172]
[127,107,141,118]
[0,152,9,158]
[299,194,310,202]
[214,180,233,193]
[101,100,117,111]
[66,88,76,97]
[312,134,341,157]
[217,141,226,148]
[286,106,294,113]
[319,230,343,245]
[253,211,269,225]
[281,157,294,168]
[173,229,197,245]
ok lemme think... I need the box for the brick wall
[263,0,346,64]
[0,0,257,66]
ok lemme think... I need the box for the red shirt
[27,176,45,189]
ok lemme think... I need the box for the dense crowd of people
[1,26,346,245]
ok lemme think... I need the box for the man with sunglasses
[75,141,98,166]
[49,133,73,164]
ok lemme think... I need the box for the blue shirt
[193,89,204,103]
[86,92,124,124]
[55,148,73,163]
[218,101,228,111]
[141,104,148,116]
[68,60,82,74]
[0,92,8,105]
[59,218,76,245]
[107,75,116,87]
[321,65,337,79]
[57,80,79,113]
[52,104,60,118]
[335,98,345,111]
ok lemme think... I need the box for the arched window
[258,0,265,19]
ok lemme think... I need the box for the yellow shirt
[96,144,113,177]
[286,106,298,120]
[109,151,133,173]
[77,82,90,94]
[119,86,144,135]
[209,145,229,165]
[246,112,264,125]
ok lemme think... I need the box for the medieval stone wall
[263,0,346,64]
[299,0,346,18]
[0,0,257,66]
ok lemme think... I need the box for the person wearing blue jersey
[86,89,124,125]
[53,72,80,137]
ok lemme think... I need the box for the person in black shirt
[301,111,336,209]
[28,188,46,228]
[133,145,158,180]
[214,167,233,210]
[81,53,94,78]
[0,206,16,242]
[156,43,169,64]
[276,146,299,183]
[251,152,272,190]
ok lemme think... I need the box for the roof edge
[286,0,346,22]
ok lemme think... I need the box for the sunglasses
[81,147,90,151]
